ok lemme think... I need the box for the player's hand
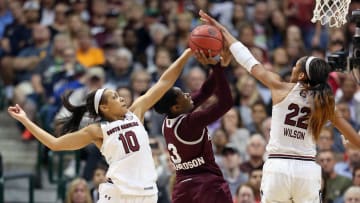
[8,104,28,122]
[220,41,232,67]
[199,10,227,33]
[199,10,238,46]
[342,134,359,149]
[194,50,217,65]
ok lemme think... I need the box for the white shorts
[260,158,322,203]
[98,182,158,203]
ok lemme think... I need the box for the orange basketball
[189,25,223,57]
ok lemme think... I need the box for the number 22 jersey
[99,111,158,196]
[267,82,316,157]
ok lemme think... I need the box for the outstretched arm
[199,10,283,90]
[129,49,192,122]
[8,104,98,151]
[331,111,360,149]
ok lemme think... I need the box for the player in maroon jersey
[153,49,234,203]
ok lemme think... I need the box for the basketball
[189,24,223,57]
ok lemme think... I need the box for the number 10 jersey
[99,111,158,196]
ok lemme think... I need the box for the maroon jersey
[162,64,233,202]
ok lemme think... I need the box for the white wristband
[229,41,260,73]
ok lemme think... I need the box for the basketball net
[311,0,351,27]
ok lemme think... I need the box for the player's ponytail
[301,57,335,141]
[57,90,88,135]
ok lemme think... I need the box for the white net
[311,0,352,27]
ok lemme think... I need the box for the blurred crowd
[1,0,360,203]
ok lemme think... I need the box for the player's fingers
[199,50,207,59]
[208,49,212,58]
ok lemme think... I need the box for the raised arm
[8,104,98,151]
[190,65,217,109]
[199,10,283,90]
[129,49,192,122]
[177,63,233,141]
[331,110,360,149]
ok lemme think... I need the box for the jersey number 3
[284,103,311,129]
[118,131,140,154]
[168,143,182,164]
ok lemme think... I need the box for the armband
[229,41,260,73]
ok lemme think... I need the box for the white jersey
[266,83,316,157]
[100,111,158,196]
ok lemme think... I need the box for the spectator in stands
[248,168,263,202]
[39,0,55,26]
[318,149,352,202]
[246,101,268,135]
[123,3,151,67]
[146,23,170,69]
[65,177,92,203]
[284,25,306,65]
[174,11,193,53]
[105,47,134,89]
[222,143,249,198]
[0,1,40,101]
[94,9,120,48]
[76,25,105,68]
[252,1,271,50]
[353,165,360,186]
[66,12,85,48]
[183,66,206,93]
[88,0,107,35]
[235,75,262,127]
[211,128,228,168]
[38,45,86,135]
[240,135,266,175]
[260,117,271,143]
[283,0,319,49]
[317,126,335,152]
[229,3,247,36]
[69,0,89,22]
[220,107,250,160]
[335,146,360,179]
[0,0,13,39]
[268,9,287,50]
[161,33,180,61]
[235,183,256,203]
[336,75,360,124]
[48,3,69,38]
[343,186,360,203]
[90,163,107,203]
[150,137,171,203]
[271,47,289,74]
[130,70,151,101]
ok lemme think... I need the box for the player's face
[173,87,194,113]
[290,60,302,83]
[101,90,128,119]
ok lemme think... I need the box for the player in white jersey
[199,10,360,203]
[8,49,193,203]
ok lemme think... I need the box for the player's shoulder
[83,123,102,139]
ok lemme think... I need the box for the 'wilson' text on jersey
[106,122,139,135]
[283,128,305,140]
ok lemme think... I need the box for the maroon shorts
[172,173,232,203]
